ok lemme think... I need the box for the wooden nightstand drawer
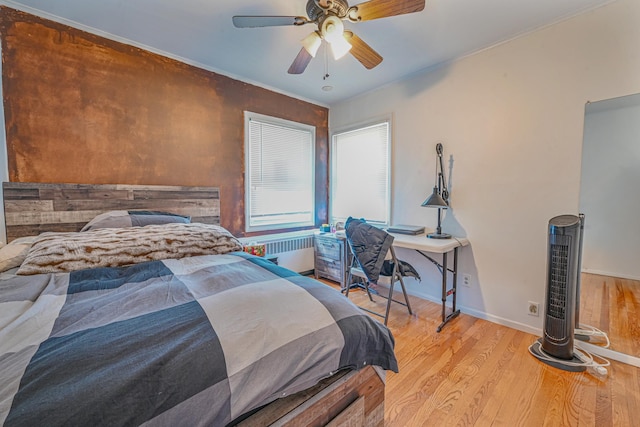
[314,238,341,259]
[314,232,351,289]
[315,257,342,281]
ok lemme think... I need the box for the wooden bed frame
[2,182,220,241]
[2,182,386,426]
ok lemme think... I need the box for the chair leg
[345,270,352,297]
[382,281,396,326]
[363,280,375,301]
[397,274,413,315]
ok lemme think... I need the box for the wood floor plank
[581,273,639,355]
[442,328,520,425]
[576,370,598,426]
[473,331,527,425]
[320,276,640,426]
[622,278,639,355]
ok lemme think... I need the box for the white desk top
[389,232,469,254]
[333,228,468,254]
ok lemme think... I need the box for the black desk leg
[440,252,447,327]
[452,247,458,312]
[437,247,461,333]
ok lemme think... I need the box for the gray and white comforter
[0,251,397,426]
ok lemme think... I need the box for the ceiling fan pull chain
[324,43,330,80]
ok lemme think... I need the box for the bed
[0,182,395,427]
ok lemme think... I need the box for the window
[244,112,315,232]
[331,119,391,226]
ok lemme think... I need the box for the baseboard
[582,268,640,281]
[455,305,542,336]
[402,287,541,336]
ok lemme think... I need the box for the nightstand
[314,232,351,289]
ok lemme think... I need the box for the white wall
[330,0,640,333]
[580,94,640,280]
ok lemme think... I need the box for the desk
[389,232,469,332]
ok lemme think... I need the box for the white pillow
[0,236,38,272]
[81,210,191,231]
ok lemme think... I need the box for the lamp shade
[421,187,448,209]
[330,37,352,59]
[321,15,352,60]
[301,32,322,57]
[321,16,344,44]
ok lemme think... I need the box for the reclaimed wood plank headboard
[3,182,220,242]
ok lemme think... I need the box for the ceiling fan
[232,0,426,74]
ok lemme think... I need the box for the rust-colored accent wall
[0,7,329,237]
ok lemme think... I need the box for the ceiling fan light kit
[301,31,322,57]
[330,39,352,60]
[233,0,426,75]
[320,14,344,42]
[321,15,352,60]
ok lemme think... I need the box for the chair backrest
[344,217,394,283]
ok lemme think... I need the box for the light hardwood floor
[579,273,640,356]
[323,280,640,426]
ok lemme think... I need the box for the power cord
[574,343,610,378]
[528,339,610,379]
[575,323,610,348]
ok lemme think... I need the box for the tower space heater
[531,214,585,371]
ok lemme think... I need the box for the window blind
[331,121,390,225]
[246,114,315,231]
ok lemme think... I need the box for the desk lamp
[421,143,451,239]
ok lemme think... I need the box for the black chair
[344,217,416,325]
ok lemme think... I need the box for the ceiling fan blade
[288,48,314,74]
[344,31,383,69]
[232,15,309,28]
[349,0,425,22]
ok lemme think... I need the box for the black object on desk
[386,225,425,235]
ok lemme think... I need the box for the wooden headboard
[3,182,220,241]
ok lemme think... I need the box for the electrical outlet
[462,274,471,287]
[528,301,540,317]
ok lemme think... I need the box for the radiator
[264,235,314,254]
[240,232,315,273]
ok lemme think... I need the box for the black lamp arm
[436,143,448,203]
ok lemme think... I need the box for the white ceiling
[2,0,615,106]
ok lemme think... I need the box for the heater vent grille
[548,243,569,319]
[264,235,314,254]
[545,235,573,343]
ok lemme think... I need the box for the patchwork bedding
[0,250,397,426]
